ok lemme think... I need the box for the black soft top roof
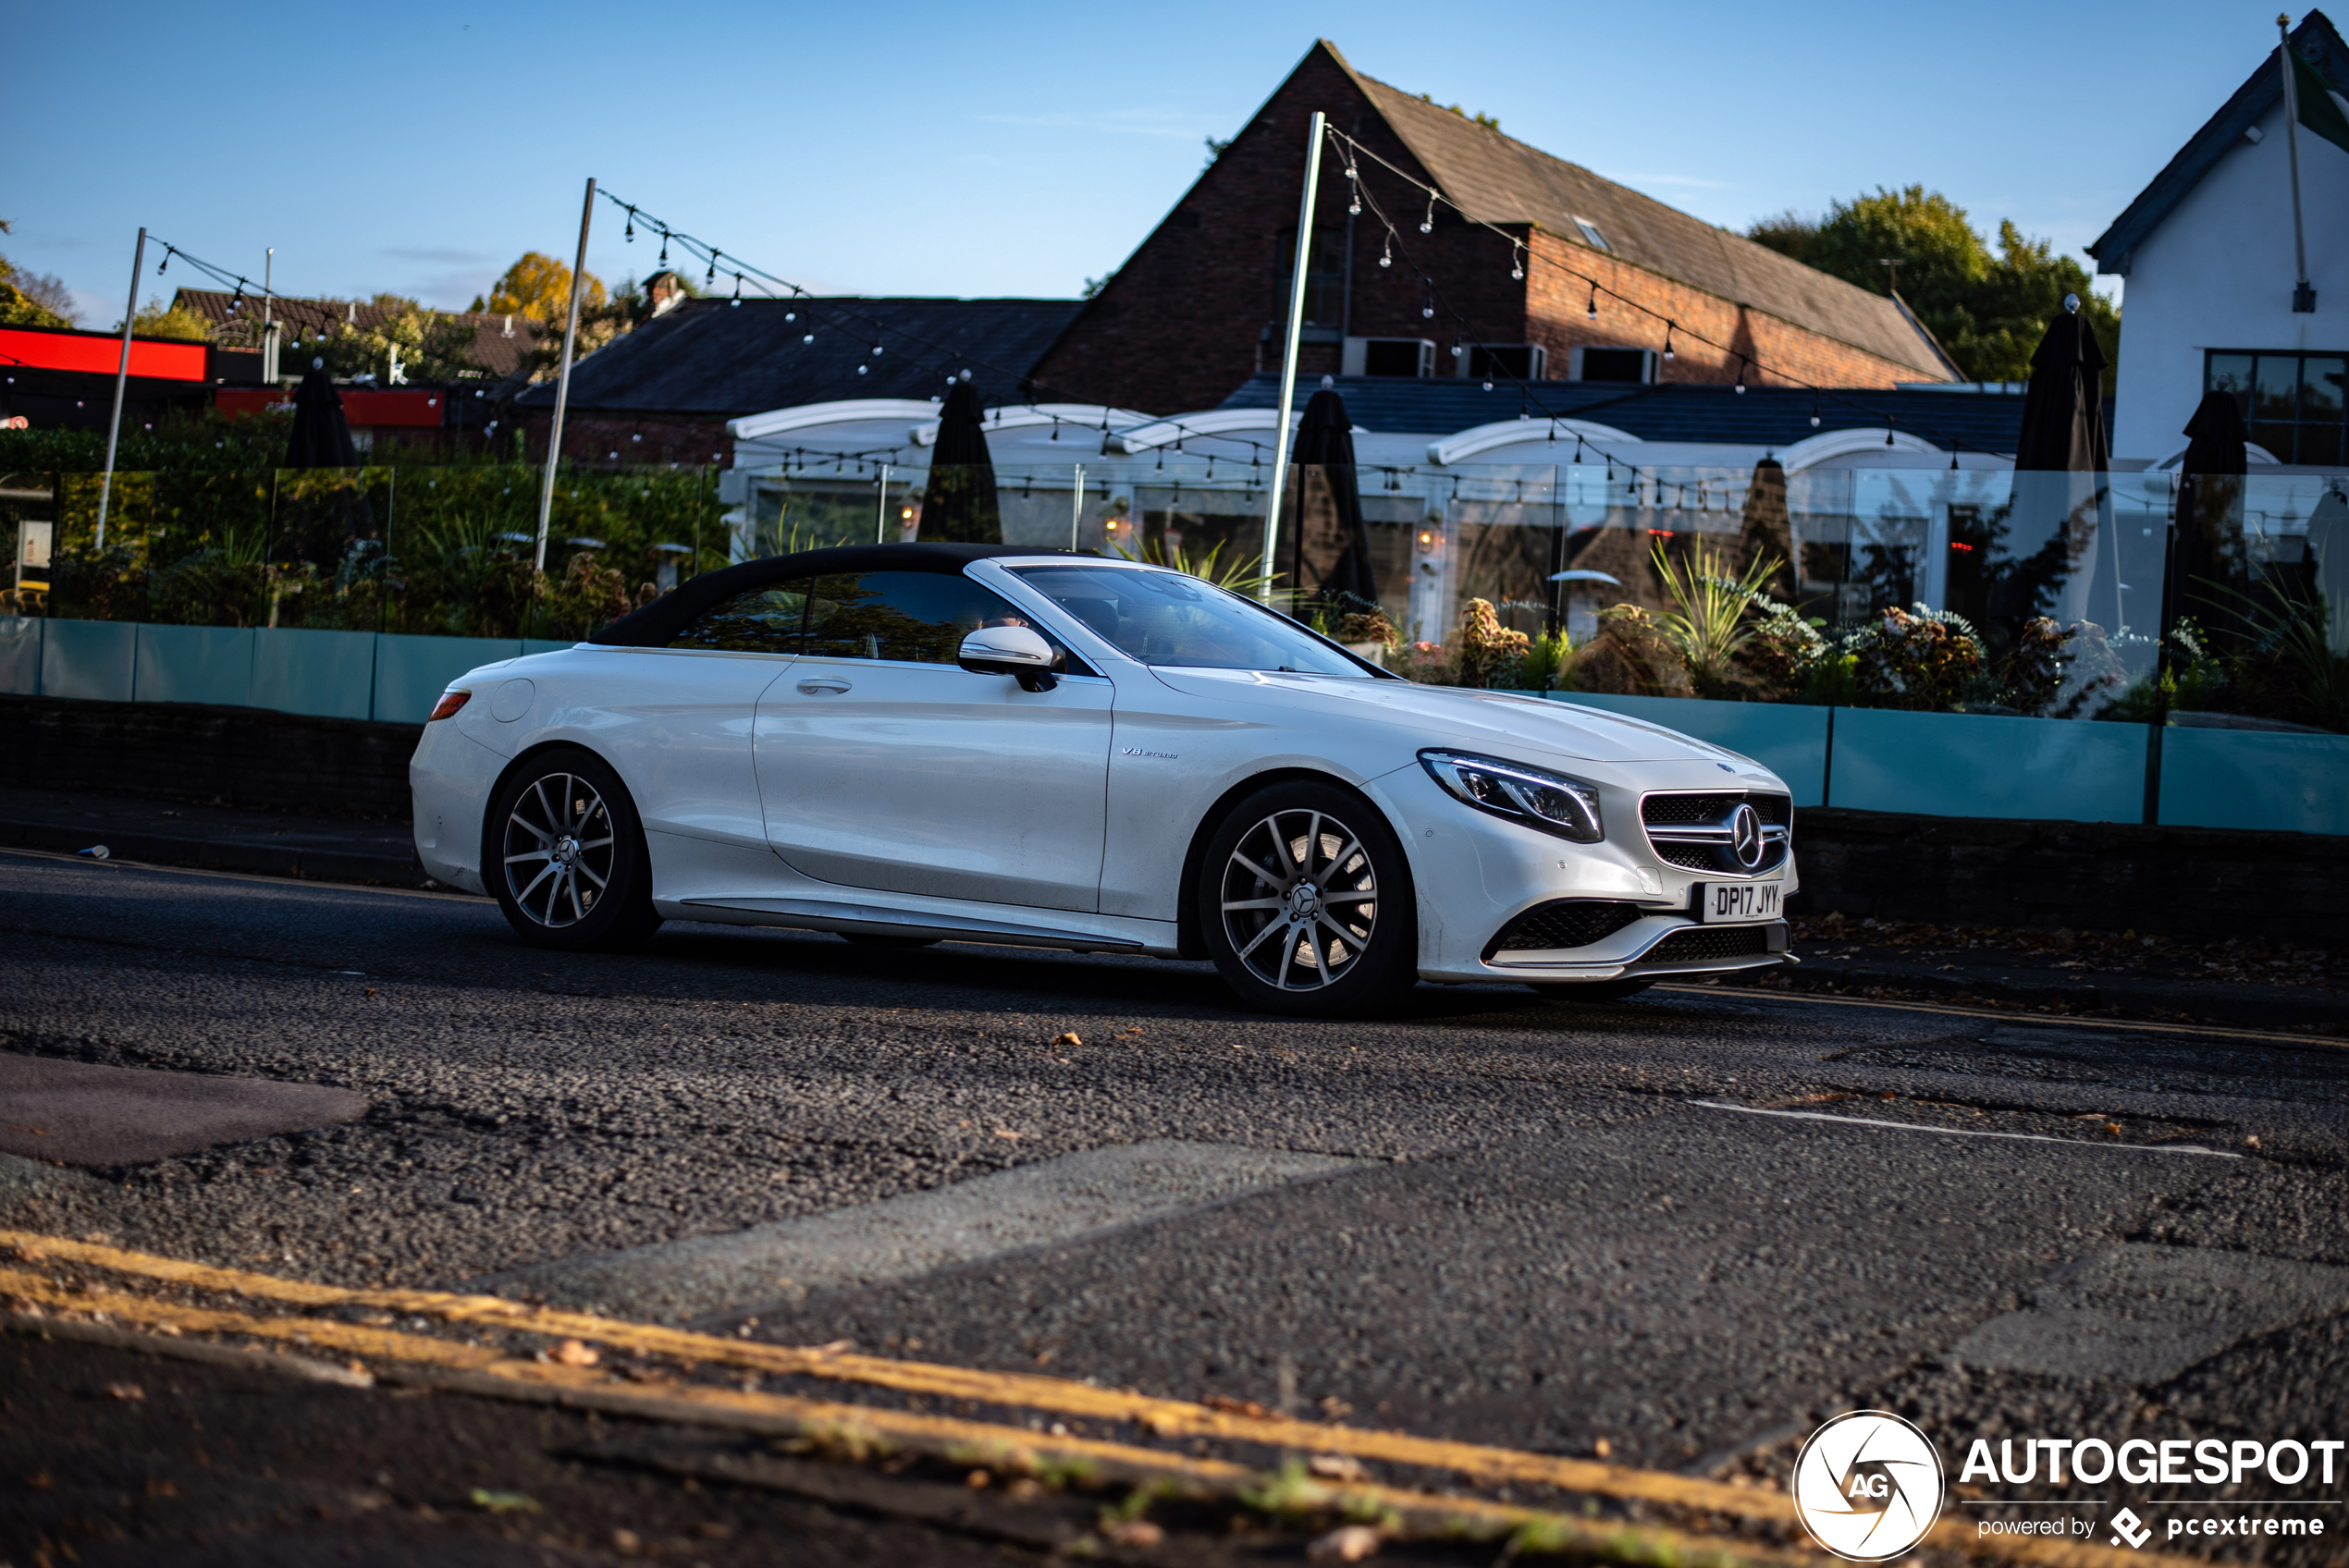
[588,543,1095,648]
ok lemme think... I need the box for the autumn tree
[1748,186,2119,386]
[473,252,607,321]
[129,295,214,340]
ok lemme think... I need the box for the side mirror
[957,624,1058,692]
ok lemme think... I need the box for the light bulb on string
[658,233,670,266]
[706,251,719,286]
[1585,283,1599,321]
[1662,324,1676,361]
[1733,356,1748,395]
[1574,435,1585,464]
[1482,380,1494,392]
[1420,193,1434,234]
[804,333,814,344]
[623,208,635,242]
[1809,391,1821,428]
[871,345,883,357]
[1510,241,1524,281]
[156,250,169,276]
[731,274,742,307]
[1379,237,1393,269]
[1884,428,1895,447]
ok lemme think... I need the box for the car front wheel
[1198,780,1418,1017]
[487,748,662,951]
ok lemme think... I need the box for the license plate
[1700,882,1780,924]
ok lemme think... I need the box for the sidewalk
[0,784,427,888]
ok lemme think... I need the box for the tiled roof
[1326,45,1956,380]
[169,288,545,379]
[1219,374,2035,456]
[513,297,1085,416]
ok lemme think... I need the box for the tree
[129,295,214,340]
[1748,186,2119,386]
[473,252,607,321]
[0,253,74,329]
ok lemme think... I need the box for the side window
[668,582,809,653]
[802,570,1090,672]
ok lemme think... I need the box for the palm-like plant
[1650,537,1784,696]
[1114,533,1280,598]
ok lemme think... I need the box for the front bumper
[1366,759,1800,985]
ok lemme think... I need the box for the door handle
[797,678,852,694]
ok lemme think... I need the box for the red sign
[215,387,445,426]
[0,325,207,382]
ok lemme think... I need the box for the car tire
[1526,978,1653,1002]
[1197,779,1418,1018]
[486,747,662,952]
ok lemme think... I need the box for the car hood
[1145,668,1752,766]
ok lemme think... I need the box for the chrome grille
[1640,790,1791,876]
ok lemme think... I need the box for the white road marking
[473,1139,1367,1324]
[1948,1243,2349,1383]
[1688,1099,2242,1157]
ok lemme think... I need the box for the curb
[0,816,428,889]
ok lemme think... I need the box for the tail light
[428,690,472,721]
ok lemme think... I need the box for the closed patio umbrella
[2166,388,2251,651]
[1291,387,1378,608]
[2011,298,2120,640]
[284,357,359,470]
[279,356,374,568]
[917,380,1002,545]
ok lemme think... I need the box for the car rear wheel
[1198,780,1417,1017]
[488,748,661,951]
[1526,978,1653,1001]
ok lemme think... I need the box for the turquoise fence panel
[0,617,39,696]
[1549,693,1830,806]
[40,619,136,703]
[2159,727,2349,836]
[521,639,576,657]
[134,624,254,708]
[1830,707,2146,823]
[251,628,375,720]
[374,635,522,725]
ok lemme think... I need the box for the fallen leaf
[1318,1395,1354,1419]
[1052,1032,1082,1047]
[1202,1394,1271,1419]
[966,1469,991,1488]
[1594,1437,1613,1458]
[471,1488,539,1514]
[1104,1519,1166,1547]
[1308,1524,1384,1562]
[105,1381,145,1402]
[610,1526,642,1550]
[993,1127,1026,1141]
[1308,1452,1367,1481]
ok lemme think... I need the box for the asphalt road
[4,848,2346,1562]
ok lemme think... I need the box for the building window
[1274,226,1345,328]
[1573,217,1611,251]
[2207,349,2346,466]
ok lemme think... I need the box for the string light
[732,273,743,306]
[1510,240,1524,281]
[1811,391,1822,427]
[1662,324,1676,361]
[1419,193,1434,235]
[1379,237,1393,269]
[624,207,635,241]
[1585,283,1598,320]
[1733,356,1748,394]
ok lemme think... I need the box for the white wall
[2110,99,2349,462]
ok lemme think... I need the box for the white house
[2092,11,2349,466]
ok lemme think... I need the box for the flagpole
[536,177,596,572]
[95,227,147,552]
[2281,15,2316,312]
[1261,110,1326,607]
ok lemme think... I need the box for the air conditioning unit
[1569,346,1657,384]
[1463,344,1547,381]
[1342,337,1436,378]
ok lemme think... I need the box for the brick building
[1031,41,1961,414]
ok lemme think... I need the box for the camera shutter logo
[1791,1411,1945,1562]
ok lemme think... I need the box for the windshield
[1009,564,1379,676]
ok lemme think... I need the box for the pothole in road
[1823,1025,2349,1107]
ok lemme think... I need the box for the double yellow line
[0,1230,2188,1567]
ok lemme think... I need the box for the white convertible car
[411,544,1796,1016]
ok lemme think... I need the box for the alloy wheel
[1219,807,1381,991]
[502,772,616,928]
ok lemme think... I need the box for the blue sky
[2,1,2288,325]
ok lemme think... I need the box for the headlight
[1419,750,1604,843]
